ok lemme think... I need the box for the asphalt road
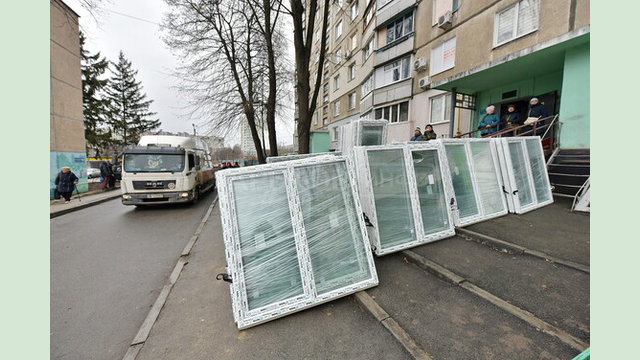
[50,190,217,360]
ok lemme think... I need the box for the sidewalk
[50,187,121,218]
[131,198,589,360]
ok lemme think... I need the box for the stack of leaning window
[266,151,342,163]
[440,138,509,226]
[339,119,388,155]
[353,142,456,256]
[493,136,554,214]
[216,155,378,329]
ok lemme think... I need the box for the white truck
[120,135,216,206]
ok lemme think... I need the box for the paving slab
[465,197,589,266]
[366,255,581,360]
[411,236,590,342]
[135,204,411,360]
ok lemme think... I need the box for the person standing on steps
[501,104,521,137]
[478,105,500,136]
[55,166,79,203]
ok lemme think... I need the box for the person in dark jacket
[501,104,521,137]
[100,161,114,190]
[55,166,79,203]
[422,124,437,140]
[410,127,422,141]
[526,97,551,135]
[478,105,500,136]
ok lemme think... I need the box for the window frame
[430,37,456,76]
[492,0,539,48]
[335,19,343,39]
[349,1,358,21]
[429,93,452,125]
[348,92,357,110]
[386,12,414,45]
[373,100,410,123]
[333,100,341,117]
[334,75,341,91]
[348,62,357,81]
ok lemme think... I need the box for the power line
[105,8,161,26]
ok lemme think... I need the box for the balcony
[373,78,412,106]
[375,35,413,67]
[375,0,417,27]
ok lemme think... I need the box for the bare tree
[163,0,292,163]
[287,0,330,154]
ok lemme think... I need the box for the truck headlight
[122,195,132,200]
[180,192,189,197]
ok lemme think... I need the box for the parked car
[87,168,101,179]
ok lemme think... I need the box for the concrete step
[547,164,590,175]
[549,173,589,186]
[557,148,590,156]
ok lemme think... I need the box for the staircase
[546,148,590,198]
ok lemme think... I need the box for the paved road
[50,190,217,360]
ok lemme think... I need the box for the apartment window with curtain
[494,0,539,47]
[349,62,356,81]
[429,93,452,124]
[383,55,411,84]
[348,92,357,110]
[374,101,409,123]
[430,37,456,75]
[386,12,414,44]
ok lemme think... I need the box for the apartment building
[305,0,589,151]
[50,0,88,197]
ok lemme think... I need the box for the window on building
[383,55,411,84]
[433,0,459,25]
[333,100,341,116]
[429,93,452,124]
[350,1,358,21]
[323,83,329,94]
[362,73,374,96]
[334,75,340,91]
[430,37,456,75]
[364,7,373,26]
[363,37,374,60]
[348,92,357,110]
[323,93,329,104]
[332,127,339,141]
[313,112,318,126]
[335,20,343,39]
[323,105,329,115]
[494,0,539,46]
[386,12,414,44]
[348,62,356,81]
[351,33,358,50]
[374,101,409,123]
[323,117,328,125]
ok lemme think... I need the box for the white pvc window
[334,75,340,91]
[441,138,508,226]
[349,62,356,80]
[333,100,341,116]
[381,56,411,84]
[430,37,456,75]
[338,119,388,154]
[363,37,374,60]
[354,142,456,255]
[348,92,357,110]
[217,156,378,329]
[362,73,374,96]
[494,0,539,47]
[350,1,358,21]
[374,101,409,123]
[429,93,452,124]
[386,12,414,44]
[494,136,553,214]
[335,20,343,39]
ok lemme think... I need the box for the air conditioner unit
[418,76,431,89]
[437,11,453,30]
[413,57,428,72]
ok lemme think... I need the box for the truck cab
[120,135,215,206]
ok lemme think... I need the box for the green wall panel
[559,43,590,148]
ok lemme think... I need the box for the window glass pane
[470,142,505,215]
[412,149,450,234]
[387,26,395,43]
[445,144,479,218]
[391,104,398,122]
[444,94,452,121]
[361,125,384,145]
[497,6,516,44]
[367,149,417,248]
[399,102,409,122]
[295,162,372,295]
[525,138,551,203]
[233,175,303,310]
[402,57,410,79]
[517,0,539,36]
[404,13,414,34]
[383,107,390,121]
[375,108,383,119]
[508,141,534,206]
[430,96,443,123]
[395,21,403,39]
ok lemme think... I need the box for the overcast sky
[66,0,295,146]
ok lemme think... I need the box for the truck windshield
[123,153,185,172]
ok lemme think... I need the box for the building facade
[306,0,589,150]
[50,0,87,197]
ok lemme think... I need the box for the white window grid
[440,138,509,226]
[217,156,379,329]
[353,142,457,256]
[493,136,554,214]
[338,119,389,155]
[493,0,539,47]
[266,152,342,163]
[374,101,409,123]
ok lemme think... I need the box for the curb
[401,250,589,353]
[50,192,122,219]
[455,228,590,274]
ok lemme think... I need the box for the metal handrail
[455,115,556,139]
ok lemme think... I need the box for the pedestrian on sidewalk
[54,166,78,203]
[422,124,437,140]
[100,160,114,190]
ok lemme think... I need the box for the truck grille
[132,180,176,190]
